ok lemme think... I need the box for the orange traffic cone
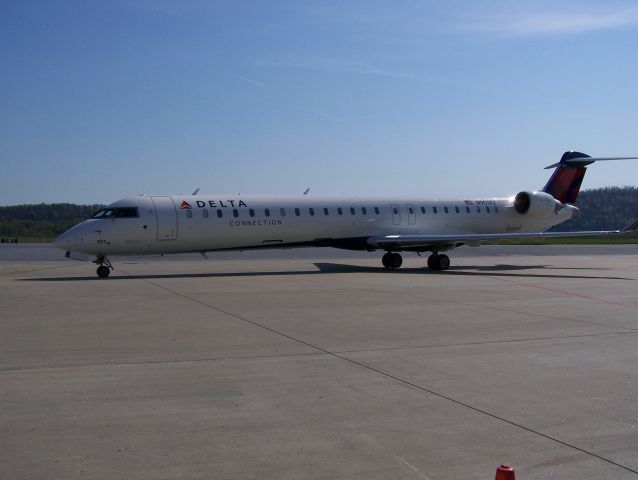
[495,465,515,480]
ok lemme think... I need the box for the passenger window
[265,208,270,217]
[444,206,449,214]
[323,207,329,215]
[374,207,380,215]
[249,209,255,217]
[309,208,315,216]
[337,207,343,215]
[203,209,209,218]
[217,209,223,218]
[233,209,239,218]
[476,206,481,213]
[350,207,355,215]
[295,208,300,216]
[466,206,470,213]
[420,206,426,214]
[280,208,286,216]
[433,206,438,214]
[486,206,491,213]
[187,210,193,218]
[455,206,460,213]
[362,207,367,215]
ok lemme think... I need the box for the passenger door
[151,196,178,240]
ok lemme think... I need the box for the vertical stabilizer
[542,151,593,204]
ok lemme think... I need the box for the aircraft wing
[367,221,638,250]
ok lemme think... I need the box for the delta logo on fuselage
[180,199,248,210]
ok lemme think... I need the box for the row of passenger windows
[187,206,380,218]
[185,204,499,218]
[407,205,499,215]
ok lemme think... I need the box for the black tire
[390,252,403,269]
[438,254,450,270]
[97,266,110,278]
[427,254,440,270]
[382,252,393,268]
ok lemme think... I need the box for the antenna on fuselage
[192,188,200,195]
[303,188,310,195]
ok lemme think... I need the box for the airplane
[53,151,638,278]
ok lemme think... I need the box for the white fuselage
[54,193,574,257]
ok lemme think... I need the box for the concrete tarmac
[1,245,638,479]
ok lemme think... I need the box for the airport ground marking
[488,276,638,310]
[127,271,638,478]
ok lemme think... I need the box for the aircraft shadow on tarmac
[20,262,633,281]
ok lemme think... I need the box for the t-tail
[542,151,638,204]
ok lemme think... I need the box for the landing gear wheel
[390,252,402,269]
[94,255,114,278]
[427,254,451,271]
[438,254,450,270]
[382,252,403,269]
[97,266,111,278]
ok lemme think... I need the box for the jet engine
[513,191,560,215]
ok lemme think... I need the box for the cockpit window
[91,207,139,219]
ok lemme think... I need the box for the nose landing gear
[94,256,113,278]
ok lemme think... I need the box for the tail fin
[542,151,593,204]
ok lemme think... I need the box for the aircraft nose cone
[53,223,87,251]
[52,231,70,250]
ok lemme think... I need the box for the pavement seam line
[133,274,638,477]
[4,331,635,374]
[334,283,638,334]
[335,330,638,354]
[0,351,325,373]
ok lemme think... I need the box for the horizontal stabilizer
[545,156,638,169]
[542,151,638,204]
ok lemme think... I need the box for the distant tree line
[0,203,103,241]
[550,186,638,231]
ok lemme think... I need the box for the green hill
[0,203,103,242]
[550,186,638,231]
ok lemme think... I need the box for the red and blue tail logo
[542,151,591,204]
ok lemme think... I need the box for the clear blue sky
[2,0,638,205]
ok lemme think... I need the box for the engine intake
[513,191,559,216]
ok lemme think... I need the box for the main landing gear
[426,253,450,271]
[94,255,113,278]
[382,252,403,269]
[381,252,451,271]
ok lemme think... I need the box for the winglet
[622,219,638,233]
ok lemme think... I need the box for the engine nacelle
[513,191,559,216]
